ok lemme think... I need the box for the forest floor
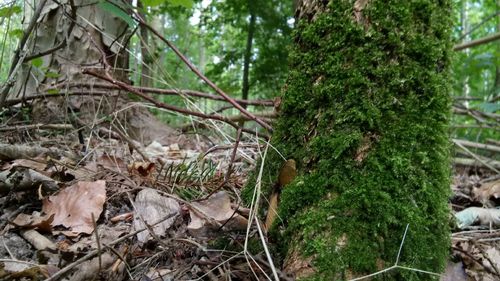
[0,124,499,281]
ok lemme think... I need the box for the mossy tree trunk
[253,0,452,280]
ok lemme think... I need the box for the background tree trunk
[241,0,256,108]
[247,0,453,279]
[4,0,178,145]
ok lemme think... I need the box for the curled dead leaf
[187,191,248,237]
[42,180,106,234]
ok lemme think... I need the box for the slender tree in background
[138,0,152,88]
[202,0,292,100]
[249,0,453,279]
[495,0,500,91]
[241,0,256,107]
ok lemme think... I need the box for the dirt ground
[0,125,499,281]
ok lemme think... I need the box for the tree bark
[495,0,500,90]
[241,1,256,107]
[245,0,453,279]
[3,0,179,145]
[138,0,152,88]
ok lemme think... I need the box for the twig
[1,237,15,259]
[453,140,500,174]
[349,224,441,281]
[0,123,73,132]
[471,241,500,278]
[0,259,38,266]
[225,128,242,182]
[454,158,500,169]
[454,31,500,51]
[91,213,102,274]
[452,125,500,131]
[243,142,277,281]
[2,91,114,106]
[45,82,275,107]
[201,129,244,201]
[0,143,77,161]
[453,105,500,122]
[486,139,500,146]
[452,246,499,276]
[44,212,177,281]
[201,143,262,158]
[456,11,500,42]
[480,174,500,184]
[3,87,274,107]
[134,15,273,132]
[82,69,265,137]
[453,139,500,153]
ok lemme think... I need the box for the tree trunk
[248,0,453,279]
[138,0,152,88]
[495,0,500,91]
[241,1,256,107]
[2,0,177,145]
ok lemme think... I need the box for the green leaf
[168,0,194,9]
[476,102,500,113]
[98,1,136,27]
[45,71,60,78]
[47,89,59,95]
[8,29,24,39]
[142,0,164,7]
[31,57,43,68]
[0,5,22,17]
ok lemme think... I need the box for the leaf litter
[0,133,270,280]
[1,128,499,280]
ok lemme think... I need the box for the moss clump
[244,0,452,280]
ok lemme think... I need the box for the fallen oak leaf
[473,180,500,207]
[187,191,247,237]
[133,188,180,243]
[10,213,55,233]
[42,180,106,235]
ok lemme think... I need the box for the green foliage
[246,0,453,280]
[8,28,23,39]
[450,0,500,142]
[202,0,292,99]
[168,0,194,9]
[98,1,136,27]
[30,57,43,68]
[123,0,293,126]
[0,5,21,17]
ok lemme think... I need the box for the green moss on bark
[244,0,452,280]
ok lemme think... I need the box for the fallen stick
[0,143,76,161]
[453,139,500,153]
[454,157,500,169]
[0,123,73,132]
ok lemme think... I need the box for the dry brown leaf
[10,213,54,233]
[133,188,180,242]
[97,154,127,172]
[128,162,155,177]
[42,180,106,234]
[11,158,48,172]
[187,191,248,236]
[264,192,279,231]
[473,180,500,207]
